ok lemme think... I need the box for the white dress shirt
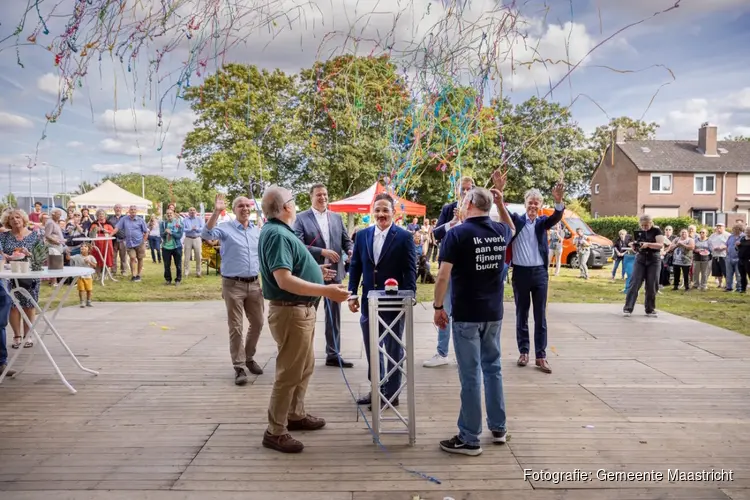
[312,208,331,249]
[373,224,391,263]
[512,203,564,267]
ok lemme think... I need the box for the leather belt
[224,276,258,283]
[270,300,317,308]
[185,235,200,238]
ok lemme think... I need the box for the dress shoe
[262,431,304,453]
[535,358,552,373]
[0,365,16,377]
[287,414,326,431]
[369,396,399,411]
[246,359,263,375]
[234,367,248,386]
[517,353,529,366]
[357,394,371,405]
[326,357,354,368]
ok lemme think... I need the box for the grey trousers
[624,253,660,314]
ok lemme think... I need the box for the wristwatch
[433,304,444,310]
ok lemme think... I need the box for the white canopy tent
[69,180,152,214]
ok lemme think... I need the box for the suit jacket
[509,208,564,268]
[436,201,457,240]
[293,209,353,283]
[348,224,417,317]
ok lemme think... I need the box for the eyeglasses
[283,197,295,207]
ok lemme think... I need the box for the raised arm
[490,169,515,236]
[202,194,227,240]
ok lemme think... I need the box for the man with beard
[506,175,565,374]
[258,186,350,453]
[293,183,354,368]
[423,176,475,368]
[202,194,265,385]
[348,193,417,410]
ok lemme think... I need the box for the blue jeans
[452,321,506,446]
[511,265,548,359]
[623,254,635,293]
[436,279,452,357]
[612,256,625,278]
[726,259,741,291]
[148,236,162,262]
[0,287,11,365]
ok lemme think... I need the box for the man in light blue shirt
[112,205,149,282]
[182,207,204,279]
[503,173,565,374]
[202,194,265,386]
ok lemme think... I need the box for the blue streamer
[323,299,442,485]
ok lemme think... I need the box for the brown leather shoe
[262,431,304,453]
[517,353,529,366]
[246,359,263,375]
[287,414,326,431]
[535,358,552,373]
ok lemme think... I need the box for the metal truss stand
[367,290,416,446]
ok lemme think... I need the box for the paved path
[1,301,749,500]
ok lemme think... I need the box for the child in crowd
[70,244,97,308]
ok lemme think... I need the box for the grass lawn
[39,260,750,336]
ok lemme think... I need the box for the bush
[584,216,705,240]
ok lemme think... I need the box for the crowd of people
[621,218,750,317]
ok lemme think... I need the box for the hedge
[584,216,708,240]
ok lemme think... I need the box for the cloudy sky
[0,0,749,197]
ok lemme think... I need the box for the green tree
[297,55,412,200]
[181,64,299,199]
[727,135,750,142]
[590,116,659,157]
[493,96,598,203]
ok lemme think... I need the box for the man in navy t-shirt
[433,181,515,456]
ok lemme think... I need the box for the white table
[73,237,117,285]
[0,267,99,393]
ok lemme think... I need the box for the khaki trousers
[267,304,317,436]
[111,240,129,274]
[183,237,202,277]
[222,278,265,367]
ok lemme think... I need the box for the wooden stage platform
[1,300,749,500]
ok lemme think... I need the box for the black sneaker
[439,435,482,456]
[234,367,248,386]
[491,430,507,444]
[134,276,142,282]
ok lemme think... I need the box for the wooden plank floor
[1,300,749,500]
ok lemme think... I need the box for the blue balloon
[362,215,370,224]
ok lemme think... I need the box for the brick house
[590,123,750,226]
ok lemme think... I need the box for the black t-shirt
[439,216,513,323]
[634,226,663,254]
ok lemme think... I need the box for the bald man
[202,194,265,386]
[258,185,350,453]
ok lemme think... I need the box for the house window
[694,174,716,194]
[738,174,750,195]
[594,183,600,194]
[650,174,672,193]
[693,210,716,226]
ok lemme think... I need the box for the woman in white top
[147,215,162,264]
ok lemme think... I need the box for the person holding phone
[623,214,666,317]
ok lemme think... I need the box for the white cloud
[37,73,60,95]
[659,88,750,139]
[66,141,84,148]
[0,111,34,131]
[100,138,143,156]
[90,154,188,175]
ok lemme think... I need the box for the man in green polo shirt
[258,185,350,454]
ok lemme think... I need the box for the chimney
[614,126,625,144]
[698,123,718,157]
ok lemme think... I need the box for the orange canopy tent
[328,182,426,217]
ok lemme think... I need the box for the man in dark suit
[495,170,565,374]
[422,176,475,368]
[348,193,417,409]
[293,184,355,368]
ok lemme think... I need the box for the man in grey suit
[293,184,355,368]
